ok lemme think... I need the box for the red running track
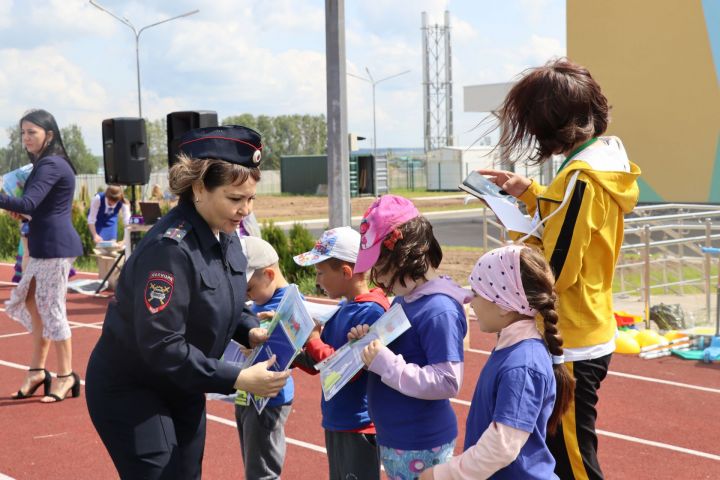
[1,265,719,479]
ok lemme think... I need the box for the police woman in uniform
[86,126,289,479]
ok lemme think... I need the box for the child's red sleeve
[305,338,336,363]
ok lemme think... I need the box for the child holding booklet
[419,244,575,479]
[293,226,389,480]
[349,195,472,479]
[235,236,295,479]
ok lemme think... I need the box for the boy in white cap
[235,236,295,479]
[293,226,389,480]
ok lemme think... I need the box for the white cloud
[451,16,478,41]
[525,34,564,63]
[0,0,566,152]
[0,0,12,28]
[25,0,121,37]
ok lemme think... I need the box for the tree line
[0,113,327,174]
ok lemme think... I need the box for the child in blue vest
[420,245,575,480]
[235,235,296,479]
[293,226,390,480]
[87,185,130,243]
[350,195,472,479]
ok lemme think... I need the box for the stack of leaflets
[1,164,33,198]
[314,303,411,401]
[241,284,316,413]
[459,171,540,238]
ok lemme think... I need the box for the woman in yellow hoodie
[479,58,640,480]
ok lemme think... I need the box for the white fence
[74,170,282,200]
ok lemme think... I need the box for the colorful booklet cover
[314,303,411,402]
[1,164,33,198]
[242,284,315,413]
[459,171,541,238]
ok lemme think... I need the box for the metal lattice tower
[422,10,453,152]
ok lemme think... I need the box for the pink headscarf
[468,245,538,317]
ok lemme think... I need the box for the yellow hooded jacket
[518,137,640,350]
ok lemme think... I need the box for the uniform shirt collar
[178,200,220,251]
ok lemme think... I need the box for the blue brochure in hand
[315,303,411,401]
[242,284,315,413]
[1,164,33,198]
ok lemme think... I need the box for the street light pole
[348,68,410,154]
[89,0,198,118]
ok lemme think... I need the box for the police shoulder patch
[144,271,175,314]
[163,221,191,243]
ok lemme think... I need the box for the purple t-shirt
[321,300,385,431]
[464,339,557,479]
[367,293,466,450]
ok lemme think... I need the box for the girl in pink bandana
[420,245,575,480]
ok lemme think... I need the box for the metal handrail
[475,203,718,326]
[625,210,720,224]
[618,208,719,327]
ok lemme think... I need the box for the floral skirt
[5,257,74,341]
[379,440,455,479]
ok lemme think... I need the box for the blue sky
[0,0,565,155]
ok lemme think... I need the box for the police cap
[178,125,263,167]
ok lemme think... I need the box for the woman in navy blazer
[0,109,84,403]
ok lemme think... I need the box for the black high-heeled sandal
[11,368,51,399]
[44,372,81,402]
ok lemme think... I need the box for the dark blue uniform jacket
[0,155,83,258]
[100,200,258,395]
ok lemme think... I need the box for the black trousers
[324,430,381,480]
[546,354,612,480]
[86,345,206,480]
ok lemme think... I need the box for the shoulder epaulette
[163,221,192,243]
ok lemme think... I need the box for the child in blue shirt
[293,226,389,480]
[349,195,472,479]
[235,236,296,479]
[420,245,575,480]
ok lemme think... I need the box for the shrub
[260,221,317,292]
[286,223,318,282]
[0,212,21,259]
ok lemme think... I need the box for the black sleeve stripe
[549,180,587,279]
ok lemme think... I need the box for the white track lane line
[466,347,720,395]
[206,414,328,454]
[67,321,103,330]
[0,473,16,480]
[0,324,87,340]
[1,360,718,462]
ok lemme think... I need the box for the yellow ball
[615,332,641,354]
[635,329,663,348]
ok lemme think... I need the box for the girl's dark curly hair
[370,216,442,293]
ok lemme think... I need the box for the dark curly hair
[369,216,442,293]
[497,57,609,164]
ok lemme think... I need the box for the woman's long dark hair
[20,109,76,173]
